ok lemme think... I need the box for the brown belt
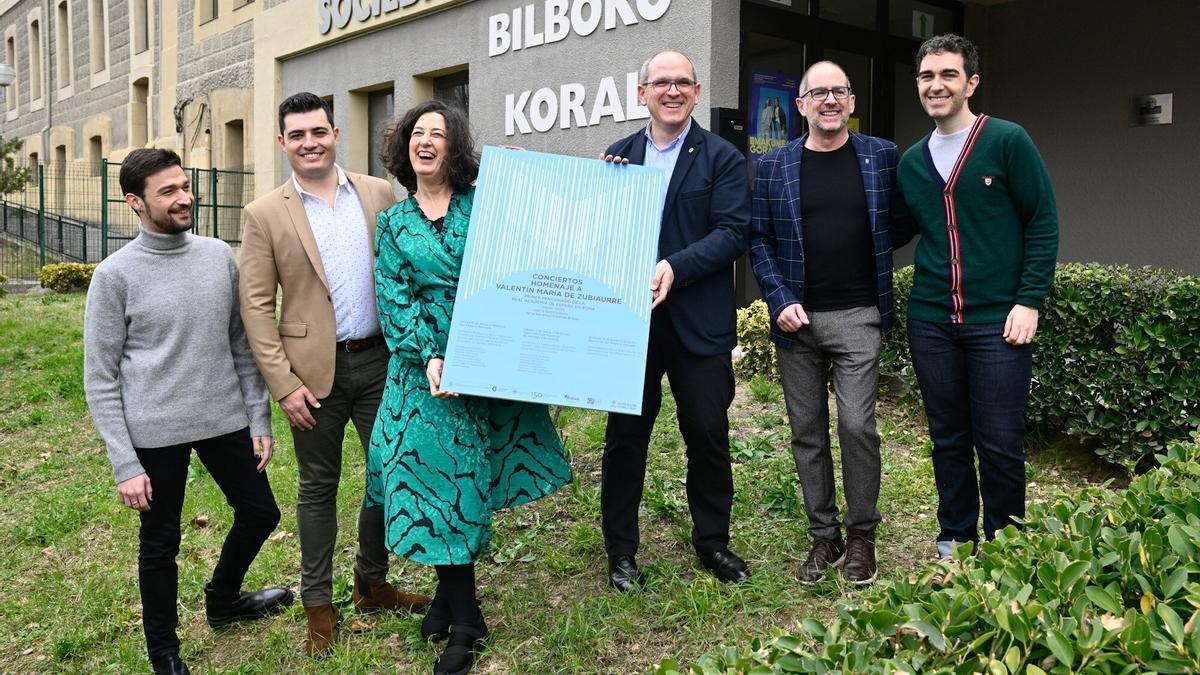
[335,335,385,353]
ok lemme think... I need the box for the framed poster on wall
[748,71,801,162]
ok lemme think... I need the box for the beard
[147,205,193,234]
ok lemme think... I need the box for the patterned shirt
[292,166,381,341]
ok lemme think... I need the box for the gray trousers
[291,344,391,607]
[777,305,883,539]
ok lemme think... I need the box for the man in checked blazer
[749,61,899,587]
[238,92,428,657]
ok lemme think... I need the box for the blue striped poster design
[441,146,665,413]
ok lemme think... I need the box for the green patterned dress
[367,188,572,565]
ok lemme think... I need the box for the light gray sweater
[84,228,272,483]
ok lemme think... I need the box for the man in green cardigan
[892,34,1059,557]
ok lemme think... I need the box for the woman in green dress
[368,99,572,675]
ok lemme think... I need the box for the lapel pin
[689,147,695,153]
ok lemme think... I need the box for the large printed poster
[440,147,666,414]
[748,71,800,162]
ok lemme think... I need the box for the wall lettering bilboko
[491,0,672,135]
[488,0,671,56]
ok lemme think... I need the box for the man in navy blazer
[599,49,751,591]
[750,61,898,587]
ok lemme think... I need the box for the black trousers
[602,313,736,556]
[135,427,280,660]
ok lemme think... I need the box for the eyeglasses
[642,79,698,94]
[801,86,852,101]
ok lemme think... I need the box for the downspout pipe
[40,0,51,164]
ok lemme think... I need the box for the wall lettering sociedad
[492,0,671,136]
[319,0,438,34]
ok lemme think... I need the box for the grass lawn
[0,293,1122,674]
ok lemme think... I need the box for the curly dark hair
[915,34,980,80]
[381,100,479,193]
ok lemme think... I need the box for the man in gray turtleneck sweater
[84,149,292,675]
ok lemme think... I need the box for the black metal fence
[0,158,254,283]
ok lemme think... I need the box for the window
[53,144,67,210]
[199,0,218,24]
[888,0,954,40]
[55,1,71,88]
[88,135,103,175]
[223,119,244,170]
[132,0,149,54]
[4,36,16,112]
[131,77,150,147]
[367,89,394,179]
[89,0,107,75]
[434,71,469,117]
[745,0,808,15]
[819,0,876,29]
[28,19,43,103]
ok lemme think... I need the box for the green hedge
[1030,265,1200,468]
[735,264,1200,468]
[39,262,97,293]
[658,438,1200,674]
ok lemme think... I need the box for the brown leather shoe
[303,603,341,658]
[352,567,432,615]
[843,529,878,585]
[798,534,846,583]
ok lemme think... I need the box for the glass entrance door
[740,0,963,148]
[736,0,964,304]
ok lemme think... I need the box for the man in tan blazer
[239,92,428,657]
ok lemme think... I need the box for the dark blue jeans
[907,319,1033,544]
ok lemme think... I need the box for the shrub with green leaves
[0,272,8,298]
[39,262,97,293]
[737,264,1200,467]
[735,299,777,381]
[658,438,1200,674]
[881,265,914,382]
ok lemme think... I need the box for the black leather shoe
[698,549,751,583]
[150,653,190,675]
[433,617,490,675]
[607,555,645,592]
[205,582,295,629]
